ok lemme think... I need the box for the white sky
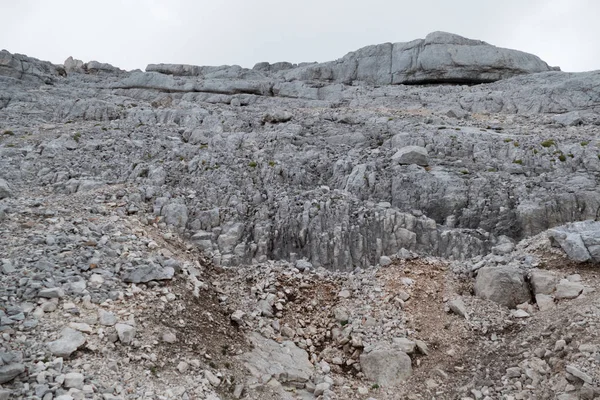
[1,0,598,72]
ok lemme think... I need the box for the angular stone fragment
[47,328,86,357]
[115,323,136,344]
[0,363,25,384]
[0,178,12,199]
[555,280,584,300]
[448,297,468,318]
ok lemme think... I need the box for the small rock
[162,332,177,344]
[204,370,221,386]
[64,372,84,389]
[379,256,392,266]
[230,310,245,325]
[512,309,530,318]
[314,382,331,396]
[338,289,351,299]
[295,260,313,271]
[38,287,65,299]
[68,323,93,333]
[565,365,593,384]
[448,297,468,318]
[555,280,584,300]
[115,324,136,344]
[177,362,189,373]
[123,265,174,283]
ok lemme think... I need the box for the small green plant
[371,383,380,390]
[65,120,73,124]
[388,117,393,121]
[209,361,217,369]
[101,127,108,131]
[504,138,513,143]
[248,161,257,168]
[513,159,523,165]
[460,170,469,175]
[73,132,81,142]
[199,144,208,149]
[558,154,566,162]
[568,153,574,158]
[581,141,589,146]
[3,130,14,136]
[533,149,539,154]
[268,160,276,167]
[513,142,520,147]
[541,139,555,148]
[150,366,157,376]
[487,168,497,172]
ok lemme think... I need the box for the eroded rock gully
[0,32,599,399]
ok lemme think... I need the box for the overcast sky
[1,0,598,72]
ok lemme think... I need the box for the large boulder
[282,32,552,85]
[391,31,553,84]
[359,347,412,386]
[0,363,25,384]
[474,266,531,308]
[548,220,600,263]
[47,328,86,357]
[238,332,313,388]
[392,146,429,166]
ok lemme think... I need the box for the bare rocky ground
[1,32,600,399]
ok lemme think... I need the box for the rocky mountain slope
[0,32,599,399]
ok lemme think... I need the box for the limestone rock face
[281,32,553,85]
[548,220,600,263]
[0,50,63,83]
[474,266,531,308]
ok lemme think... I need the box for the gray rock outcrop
[548,220,600,263]
[281,31,553,85]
